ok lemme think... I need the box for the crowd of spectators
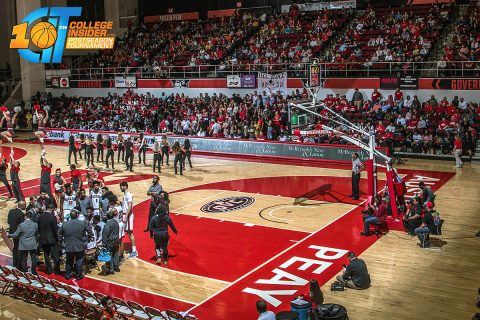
[232,8,353,71]
[25,88,479,157]
[440,4,480,74]
[75,13,264,79]
[324,3,452,68]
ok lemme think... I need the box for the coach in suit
[102,210,120,275]
[9,211,39,274]
[58,210,92,280]
[38,203,61,275]
[7,201,26,269]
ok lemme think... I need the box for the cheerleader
[172,141,184,175]
[0,108,17,145]
[33,106,49,152]
[160,135,170,166]
[96,134,105,162]
[52,168,65,207]
[182,139,193,170]
[152,140,162,173]
[137,132,147,166]
[117,132,125,162]
[85,136,95,168]
[105,136,115,171]
[78,133,86,160]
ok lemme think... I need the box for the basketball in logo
[201,196,255,213]
[30,22,57,49]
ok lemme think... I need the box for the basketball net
[289,85,402,220]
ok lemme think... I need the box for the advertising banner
[258,72,287,96]
[240,74,256,88]
[115,76,137,88]
[46,129,385,163]
[227,75,241,88]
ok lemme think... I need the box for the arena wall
[45,77,480,102]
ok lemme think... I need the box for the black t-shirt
[0,164,7,176]
[124,140,133,154]
[422,211,437,232]
[69,135,75,147]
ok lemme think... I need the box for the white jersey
[90,189,102,210]
[63,192,76,211]
[122,191,133,216]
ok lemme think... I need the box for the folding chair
[145,306,168,320]
[165,310,185,320]
[128,300,152,319]
[0,265,17,295]
[78,288,104,320]
[37,275,58,308]
[423,219,445,251]
[65,285,87,317]
[50,279,75,315]
[112,297,134,318]
[10,268,33,301]
[24,272,47,305]
[370,217,387,238]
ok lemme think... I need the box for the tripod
[392,152,407,165]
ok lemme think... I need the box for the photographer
[403,197,423,235]
[360,195,387,236]
[336,252,371,290]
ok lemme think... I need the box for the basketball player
[108,194,125,264]
[1,111,17,144]
[152,140,162,173]
[90,181,103,216]
[124,137,134,172]
[105,136,115,171]
[117,133,125,163]
[120,182,137,258]
[85,136,95,168]
[60,183,76,221]
[52,169,65,208]
[172,142,184,175]
[67,133,78,165]
[40,155,54,202]
[137,133,147,166]
[0,155,13,199]
[9,150,23,202]
[160,135,170,166]
[34,108,49,152]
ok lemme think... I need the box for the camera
[330,281,345,292]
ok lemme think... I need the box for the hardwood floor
[0,142,478,319]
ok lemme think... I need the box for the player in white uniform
[120,181,137,258]
[90,180,102,216]
[60,183,76,222]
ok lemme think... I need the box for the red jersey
[375,124,386,134]
[454,138,462,149]
[438,120,449,130]
[41,165,51,174]
[394,90,403,101]
[371,91,382,102]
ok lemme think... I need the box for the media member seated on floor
[336,252,371,290]
[256,299,276,320]
[360,195,387,236]
[414,202,440,248]
[402,196,424,235]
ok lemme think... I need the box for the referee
[350,152,363,200]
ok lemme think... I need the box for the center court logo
[201,196,255,213]
[10,7,115,64]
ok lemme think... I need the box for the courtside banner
[46,129,386,162]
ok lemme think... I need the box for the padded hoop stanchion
[366,159,375,201]
[386,169,399,220]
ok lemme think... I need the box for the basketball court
[0,138,478,319]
